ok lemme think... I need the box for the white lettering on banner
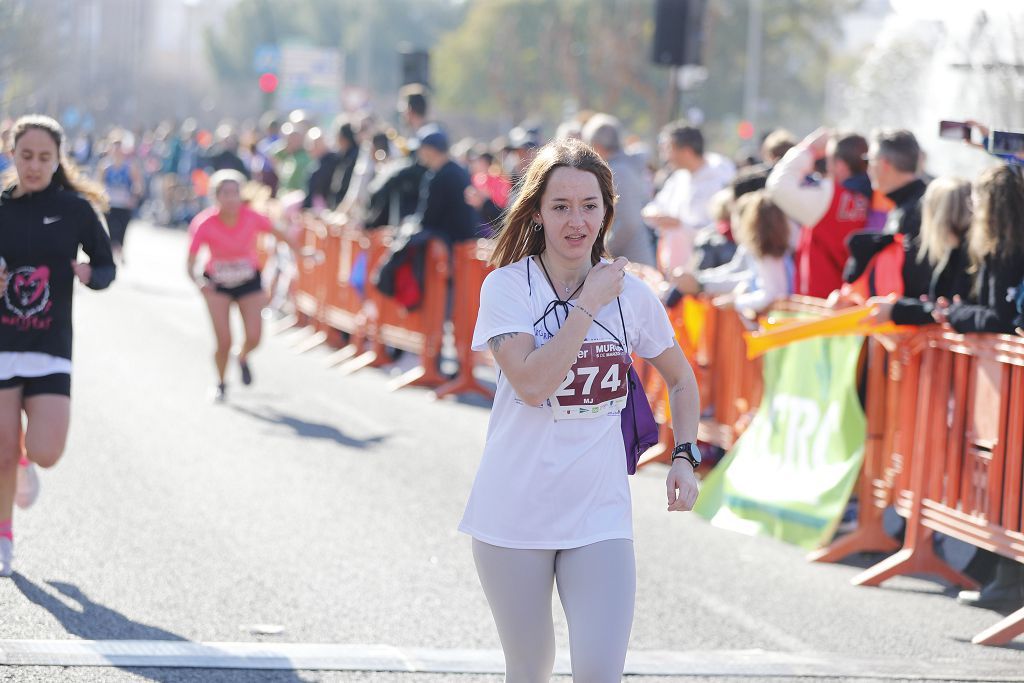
[770,395,841,470]
[549,339,629,420]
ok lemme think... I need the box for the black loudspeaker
[651,0,706,67]
[400,49,430,87]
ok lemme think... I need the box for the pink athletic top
[188,205,272,271]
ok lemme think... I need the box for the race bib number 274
[549,340,629,420]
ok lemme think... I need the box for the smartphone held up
[938,120,971,141]
[988,129,1024,157]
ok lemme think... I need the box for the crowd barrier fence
[271,212,1024,645]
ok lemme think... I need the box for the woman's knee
[569,658,625,683]
[504,644,555,683]
[25,433,66,468]
[27,447,63,469]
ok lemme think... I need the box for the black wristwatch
[671,442,701,469]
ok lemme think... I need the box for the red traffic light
[258,72,279,94]
[737,120,755,140]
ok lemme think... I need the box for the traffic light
[258,72,279,94]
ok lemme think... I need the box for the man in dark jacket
[842,129,931,307]
[413,127,477,244]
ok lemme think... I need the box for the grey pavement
[1,221,1023,682]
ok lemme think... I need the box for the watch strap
[671,442,700,468]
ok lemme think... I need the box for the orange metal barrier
[321,223,380,365]
[633,297,767,471]
[293,214,329,330]
[851,329,1024,646]
[434,239,496,400]
[337,230,450,392]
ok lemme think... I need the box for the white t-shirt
[645,153,736,271]
[0,352,72,380]
[460,256,677,549]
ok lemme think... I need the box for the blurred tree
[433,0,860,147]
[0,1,53,117]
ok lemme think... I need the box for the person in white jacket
[642,123,735,273]
[671,190,792,316]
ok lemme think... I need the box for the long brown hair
[489,138,615,268]
[735,190,789,258]
[968,164,1024,268]
[4,115,109,212]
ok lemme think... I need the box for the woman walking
[0,115,116,576]
[461,138,701,682]
[187,169,292,401]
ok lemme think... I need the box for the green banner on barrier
[693,335,867,550]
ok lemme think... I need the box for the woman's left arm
[645,341,701,512]
[77,202,116,290]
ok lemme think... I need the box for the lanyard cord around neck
[529,255,627,353]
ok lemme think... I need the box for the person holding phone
[0,115,116,577]
[461,138,701,682]
[961,120,1024,167]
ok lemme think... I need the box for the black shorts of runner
[0,373,72,397]
[205,273,264,300]
[105,207,133,247]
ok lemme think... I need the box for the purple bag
[613,299,660,474]
[622,363,660,475]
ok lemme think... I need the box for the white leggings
[472,538,636,683]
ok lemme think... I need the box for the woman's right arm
[186,221,206,287]
[489,259,628,405]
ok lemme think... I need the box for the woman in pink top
[187,170,291,401]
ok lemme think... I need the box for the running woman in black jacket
[0,115,115,576]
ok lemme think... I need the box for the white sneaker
[0,537,12,577]
[15,461,39,509]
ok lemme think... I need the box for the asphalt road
[1,221,1022,682]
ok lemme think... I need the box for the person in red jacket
[766,128,871,298]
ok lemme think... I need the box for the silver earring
[533,222,542,232]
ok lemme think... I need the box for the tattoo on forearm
[488,332,520,353]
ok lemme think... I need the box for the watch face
[674,443,701,466]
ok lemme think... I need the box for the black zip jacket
[947,255,1024,334]
[890,245,972,325]
[0,183,115,360]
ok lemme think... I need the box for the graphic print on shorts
[549,339,630,420]
[4,266,51,319]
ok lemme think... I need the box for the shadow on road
[12,575,313,682]
[230,404,389,450]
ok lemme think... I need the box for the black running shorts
[0,373,72,397]
[206,273,264,300]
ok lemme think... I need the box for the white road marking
[0,641,1021,680]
